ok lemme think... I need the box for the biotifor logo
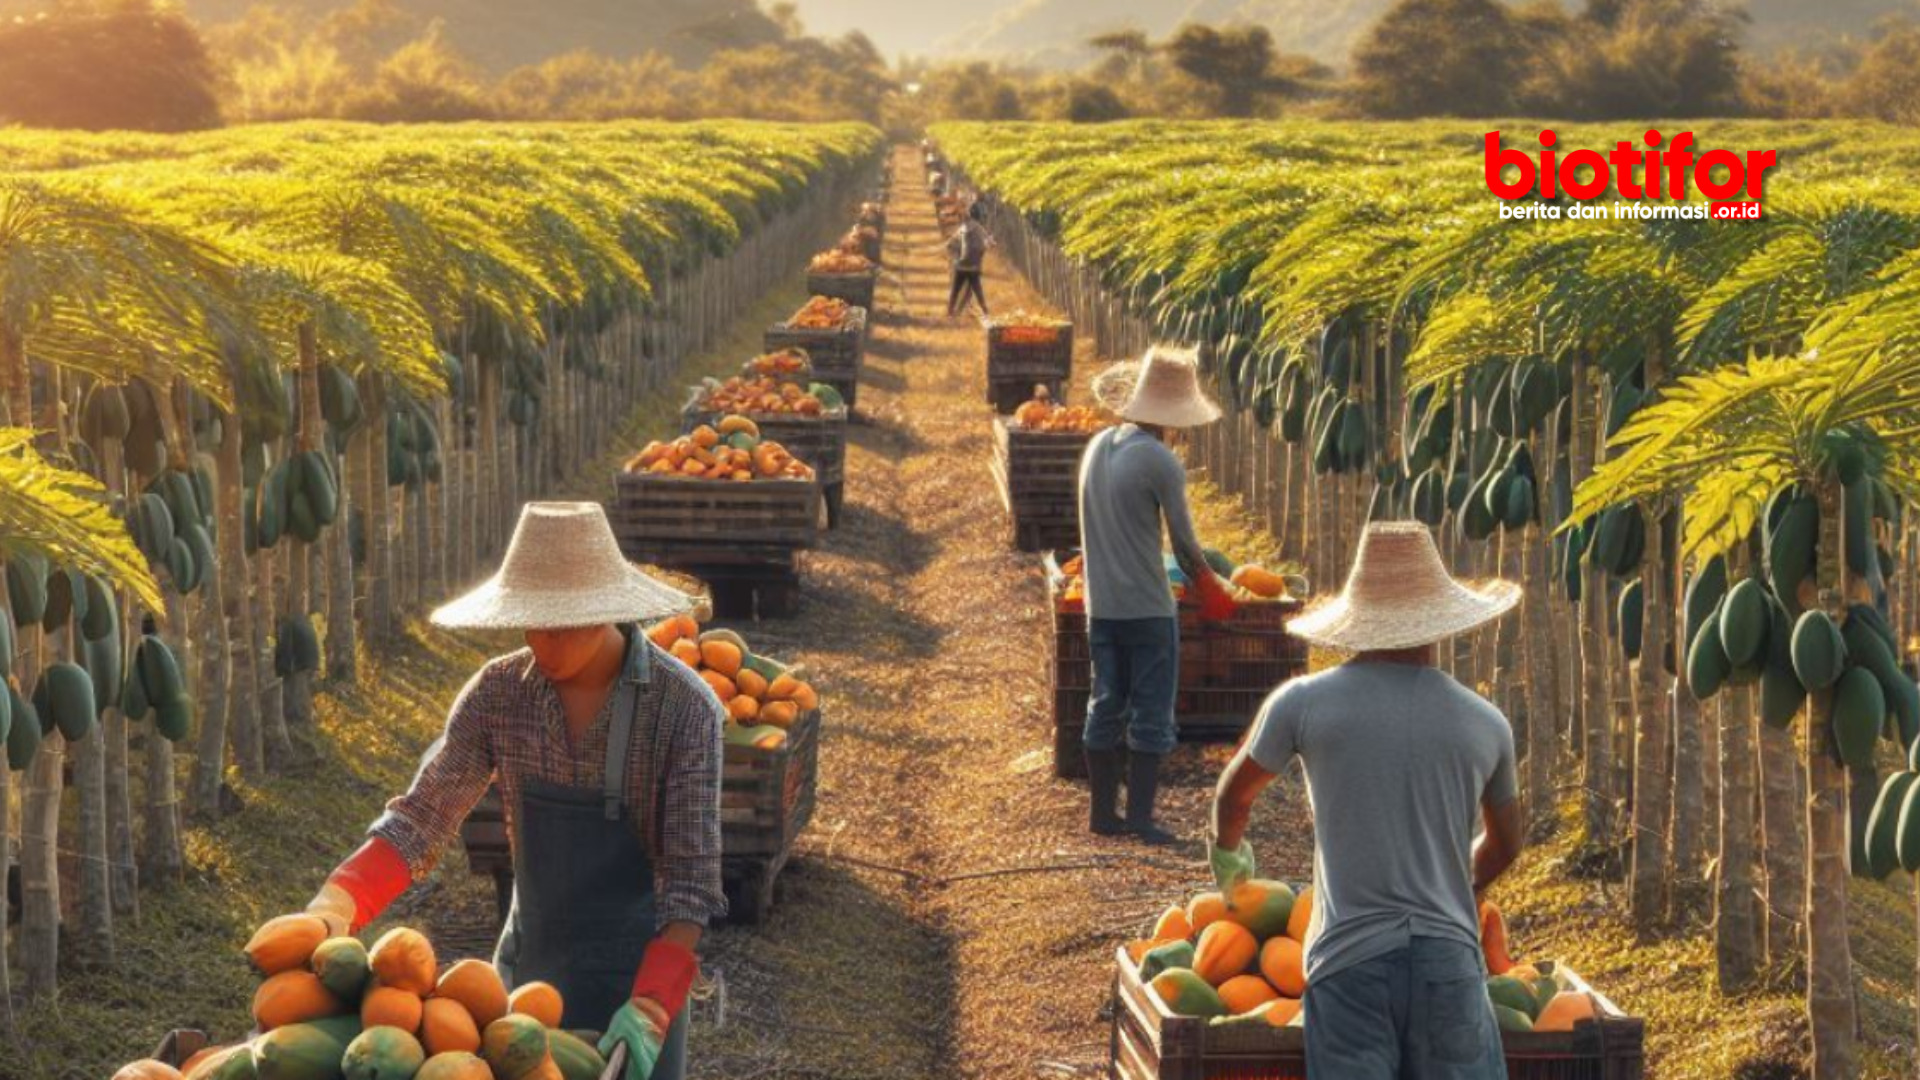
[1485,129,1776,221]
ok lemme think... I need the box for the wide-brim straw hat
[431,502,694,631]
[1287,522,1521,651]
[1111,345,1221,428]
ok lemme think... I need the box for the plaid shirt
[370,631,728,926]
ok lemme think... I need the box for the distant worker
[1210,522,1527,1079]
[1076,348,1237,842]
[946,201,994,318]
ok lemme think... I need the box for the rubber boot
[1086,749,1127,836]
[1126,751,1179,845]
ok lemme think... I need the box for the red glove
[630,938,699,1026]
[321,838,412,934]
[1194,571,1239,623]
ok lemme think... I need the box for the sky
[791,0,1006,57]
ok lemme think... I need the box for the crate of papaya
[990,389,1113,553]
[612,425,821,617]
[1111,882,1644,1080]
[682,359,850,529]
[986,312,1074,414]
[764,298,866,409]
[1045,551,1307,778]
[646,615,822,924]
[804,249,877,313]
[121,923,623,1080]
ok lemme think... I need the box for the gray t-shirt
[1077,425,1207,621]
[1247,662,1516,983]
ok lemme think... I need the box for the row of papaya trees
[935,118,1920,1078]
[0,120,881,1022]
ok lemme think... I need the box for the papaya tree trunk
[1805,477,1856,1078]
[1716,683,1758,991]
[99,433,138,920]
[142,582,187,886]
[282,325,321,758]
[254,543,292,772]
[188,548,230,818]
[325,426,356,683]
[1524,524,1556,836]
[21,363,70,997]
[1759,698,1806,963]
[365,374,395,641]
[1670,522,1704,910]
[218,402,263,778]
[1630,502,1673,930]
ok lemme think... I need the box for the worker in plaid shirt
[260,503,724,1080]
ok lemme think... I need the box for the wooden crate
[721,707,822,924]
[765,307,867,409]
[609,472,820,550]
[629,541,804,620]
[990,416,1093,553]
[1047,557,1306,778]
[1110,947,1644,1080]
[683,405,848,529]
[987,323,1073,414]
[806,270,876,313]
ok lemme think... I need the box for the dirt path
[666,146,1316,1080]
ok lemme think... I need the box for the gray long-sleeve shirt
[1076,424,1208,621]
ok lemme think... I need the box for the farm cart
[1108,946,1644,1080]
[765,304,867,410]
[805,268,878,319]
[991,414,1092,553]
[608,472,820,619]
[685,401,849,530]
[985,318,1074,414]
[1046,554,1307,778]
[458,706,821,927]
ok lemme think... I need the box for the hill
[942,0,1914,70]
[175,0,784,72]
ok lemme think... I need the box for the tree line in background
[1,0,1919,132]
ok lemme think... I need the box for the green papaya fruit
[7,682,39,770]
[1766,496,1818,607]
[1150,968,1228,1018]
[41,661,96,741]
[299,452,339,526]
[40,567,81,633]
[0,606,13,676]
[1688,604,1731,701]
[1591,507,1630,577]
[1867,772,1915,878]
[1618,579,1644,661]
[320,366,364,432]
[1834,667,1885,769]
[258,462,290,550]
[183,524,216,593]
[1202,549,1236,578]
[1487,975,1543,1020]
[342,1026,425,1080]
[1898,778,1920,872]
[82,634,122,717]
[81,383,131,444]
[312,937,372,1002]
[288,491,320,544]
[547,1030,607,1080]
[6,552,50,625]
[254,1016,360,1080]
[137,635,185,706]
[1791,611,1848,691]
[1761,662,1807,730]
[166,536,198,593]
[1719,578,1770,670]
[1139,938,1196,981]
[81,575,117,642]
[155,698,192,743]
[136,492,176,561]
[1493,1003,1536,1032]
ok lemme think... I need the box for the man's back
[1246,662,1515,983]
[1078,425,1193,621]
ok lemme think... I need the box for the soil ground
[41,144,1920,1080]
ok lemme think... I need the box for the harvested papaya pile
[621,422,816,482]
[647,615,818,750]
[111,921,605,1080]
[1010,386,1111,434]
[692,376,845,418]
[1053,550,1294,609]
[1130,884,1600,1036]
[787,297,855,330]
[746,347,815,379]
[807,249,873,275]
[989,311,1070,346]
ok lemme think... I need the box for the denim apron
[492,636,689,1078]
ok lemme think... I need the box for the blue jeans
[1303,937,1507,1080]
[1083,617,1178,755]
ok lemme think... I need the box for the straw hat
[1287,522,1521,651]
[1110,345,1221,428]
[431,502,694,630]
[1091,360,1141,413]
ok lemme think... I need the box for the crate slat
[991,416,1094,552]
[765,306,867,408]
[986,323,1073,414]
[806,270,877,312]
[610,473,820,550]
